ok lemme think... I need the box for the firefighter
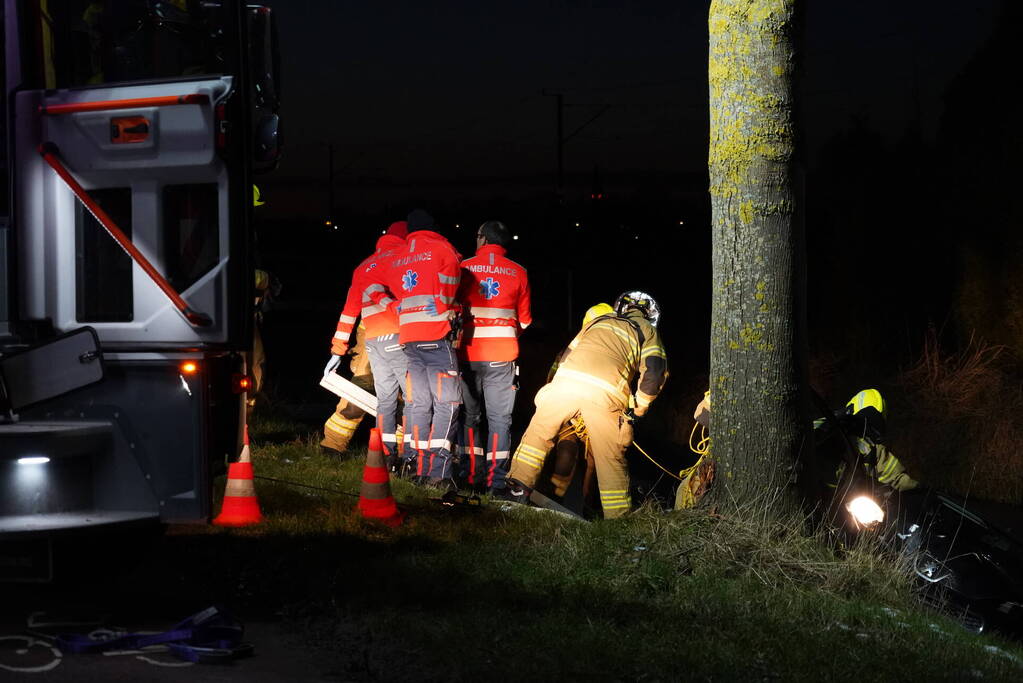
[547,303,614,500]
[322,221,411,458]
[825,388,918,492]
[320,323,375,454]
[248,186,280,415]
[370,209,463,487]
[457,220,532,493]
[505,292,668,518]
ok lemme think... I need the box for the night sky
[257,0,999,219]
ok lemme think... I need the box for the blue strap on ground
[55,606,251,663]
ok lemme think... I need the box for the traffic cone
[358,428,406,527]
[213,425,264,527]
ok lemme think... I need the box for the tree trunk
[707,0,808,508]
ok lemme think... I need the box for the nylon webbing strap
[56,606,251,664]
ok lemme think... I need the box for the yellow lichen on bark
[707,0,804,508]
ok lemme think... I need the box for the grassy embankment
[158,412,1023,681]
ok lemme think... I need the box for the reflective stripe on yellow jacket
[552,311,667,409]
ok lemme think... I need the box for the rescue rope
[632,439,685,482]
[689,422,710,456]
[631,438,709,483]
[563,415,709,484]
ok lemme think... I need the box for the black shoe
[397,457,418,479]
[320,445,348,459]
[493,480,532,505]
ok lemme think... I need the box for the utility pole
[542,89,564,203]
[326,142,335,225]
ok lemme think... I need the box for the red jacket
[458,245,531,362]
[331,235,405,351]
[381,230,462,344]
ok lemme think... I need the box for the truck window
[163,183,219,292]
[76,188,133,322]
[32,0,227,89]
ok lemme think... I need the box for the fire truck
[0,0,280,579]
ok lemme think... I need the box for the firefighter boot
[493,478,532,505]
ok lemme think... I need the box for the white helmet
[614,290,660,327]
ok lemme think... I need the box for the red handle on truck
[38,142,212,328]
[38,93,209,115]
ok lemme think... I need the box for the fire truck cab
[0,0,280,578]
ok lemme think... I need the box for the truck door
[9,0,253,348]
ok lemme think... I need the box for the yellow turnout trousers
[509,381,634,518]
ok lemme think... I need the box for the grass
[892,334,1023,504]
[126,413,1022,681]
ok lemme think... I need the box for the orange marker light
[231,373,254,394]
[180,361,199,375]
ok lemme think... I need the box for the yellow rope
[632,439,685,481]
[689,422,710,456]
[558,417,709,484]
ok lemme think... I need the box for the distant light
[334,226,339,230]
[324,220,332,226]
[678,220,684,225]
[597,193,603,199]
[575,222,581,228]
[17,456,50,466]
[381,230,386,234]
[180,361,198,375]
[513,235,519,240]
[455,224,460,228]
[634,235,639,240]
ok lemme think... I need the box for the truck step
[0,510,160,535]
[0,420,113,458]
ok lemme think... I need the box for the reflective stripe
[469,327,517,338]
[337,314,358,325]
[333,331,348,340]
[462,445,484,456]
[486,450,510,461]
[555,368,629,403]
[600,489,630,510]
[517,443,546,458]
[326,415,360,435]
[438,273,460,285]
[382,433,398,443]
[513,453,544,470]
[641,345,666,359]
[362,303,390,316]
[400,311,448,324]
[429,438,452,450]
[471,306,517,318]
[591,321,641,350]
[401,294,454,307]
[401,294,436,307]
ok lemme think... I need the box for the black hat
[407,209,435,232]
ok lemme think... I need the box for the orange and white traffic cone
[358,428,406,527]
[213,425,264,527]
